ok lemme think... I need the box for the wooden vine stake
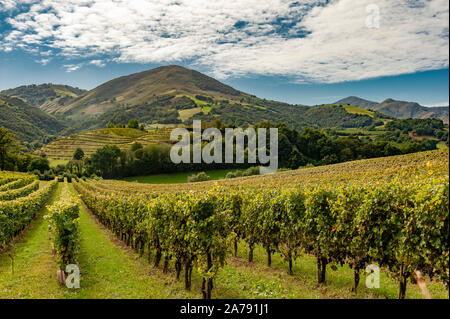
[414,270,431,299]
[8,253,14,275]
[56,270,66,286]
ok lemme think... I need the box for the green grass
[226,242,448,299]
[202,106,213,114]
[178,107,202,121]
[437,141,448,150]
[325,104,375,117]
[122,168,242,184]
[0,183,65,298]
[49,159,69,167]
[341,105,375,117]
[251,105,266,110]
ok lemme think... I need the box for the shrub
[42,170,55,181]
[226,167,259,179]
[63,173,72,183]
[187,172,210,183]
[242,166,260,177]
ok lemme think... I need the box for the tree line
[1,118,446,179]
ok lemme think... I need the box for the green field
[49,159,70,167]
[341,104,375,117]
[178,107,202,121]
[122,168,242,184]
[323,104,375,117]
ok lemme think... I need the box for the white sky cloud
[35,57,50,65]
[1,0,448,83]
[424,102,449,107]
[64,63,82,72]
[89,59,106,67]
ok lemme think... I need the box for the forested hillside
[1,83,86,110]
[0,94,65,147]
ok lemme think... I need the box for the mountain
[335,96,449,124]
[44,65,379,133]
[374,99,448,124]
[48,65,243,120]
[1,83,86,111]
[0,94,66,145]
[334,96,378,109]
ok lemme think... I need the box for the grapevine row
[0,179,58,249]
[0,180,40,201]
[45,181,80,271]
[73,175,449,299]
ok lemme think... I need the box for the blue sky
[0,0,448,106]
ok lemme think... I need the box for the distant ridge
[375,98,449,124]
[21,65,380,134]
[335,96,449,124]
[1,83,86,112]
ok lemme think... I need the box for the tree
[90,145,122,178]
[28,157,50,173]
[128,119,139,129]
[73,148,85,160]
[0,128,15,170]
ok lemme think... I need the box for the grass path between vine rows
[65,183,196,298]
[0,182,64,298]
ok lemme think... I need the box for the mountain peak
[45,65,243,119]
[334,96,378,109]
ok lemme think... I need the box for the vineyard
[72,149,449,299]
[0,172,57,249]
[38,127,173,161]
[0,149,449,299]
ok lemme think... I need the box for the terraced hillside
[38,127,173,161]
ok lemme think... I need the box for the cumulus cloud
[64,63,82,72]
[0,0,448,83]
[35,57,50,65]
[89,59,106,67]
[0,0,36,12]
